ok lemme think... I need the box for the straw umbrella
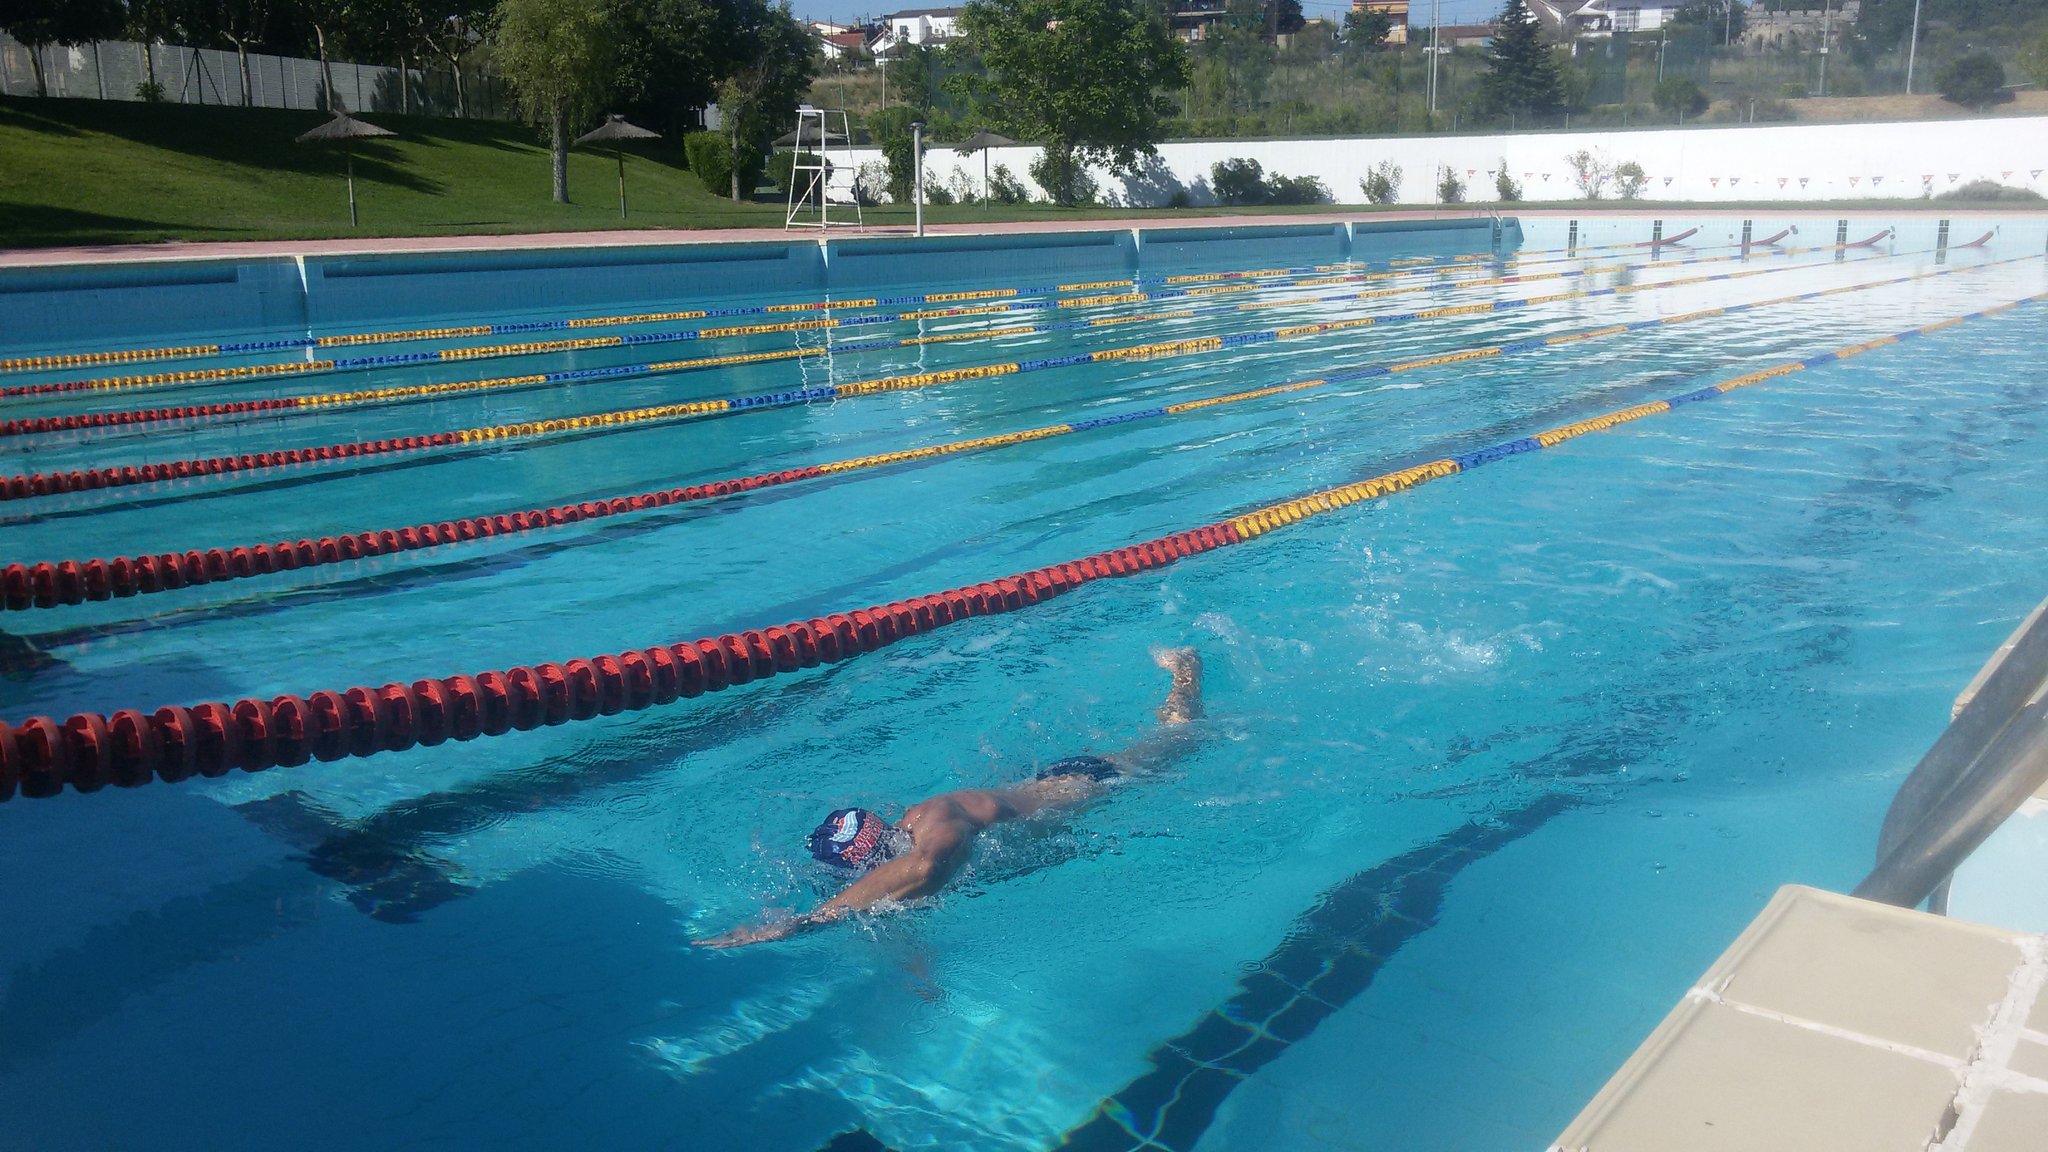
[952,128,1017,208]
[294,111,396,228]
[574,115,662,220]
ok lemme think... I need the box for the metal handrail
[1855,596,2048,908]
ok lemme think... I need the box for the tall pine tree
[1478,0,1564,122]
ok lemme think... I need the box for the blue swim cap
[808,807,901,871]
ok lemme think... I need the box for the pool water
[1,217,2045,1152]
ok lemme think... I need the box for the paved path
[1,205,1981,269]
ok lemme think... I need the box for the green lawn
[0,97,1351,247]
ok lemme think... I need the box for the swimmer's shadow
[237,791,474,924]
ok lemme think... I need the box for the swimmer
[696,647,1204,949]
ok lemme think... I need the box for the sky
[794,0,1509,31]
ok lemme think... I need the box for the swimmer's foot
[1152,647,1204,724]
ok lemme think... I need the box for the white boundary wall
[868,117,2048,206]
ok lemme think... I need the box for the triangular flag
[1730,177,1741,187]
[1466,169,1476,177]
[1873,176,1884,186]
[1798,177,1809,187]
[1947,173,1960,183]
[2001,170,2012,179]
[1542,173,1551,181]
[2032,169,2043,179]
[1849,176,1861,186]
[1663,176,1674,186]
[1922,174,1934,183]
[1777,177,1788,188]
[1710,177,1721,187]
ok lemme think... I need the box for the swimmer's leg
[1103,649,1207,775]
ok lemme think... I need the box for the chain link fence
[0,33,512,119]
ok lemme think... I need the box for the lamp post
[1904,0,1924,94]
[911,119,925,237]
[1818,0,1832,97]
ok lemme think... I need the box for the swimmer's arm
[695,841,962,950]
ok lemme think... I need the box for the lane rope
[0,232,1826,402]
[0,252,2019,608]
[0,285,2034,802]
[0,228,1727,377]
[0,246,1936,503]
[0,239,1889,440]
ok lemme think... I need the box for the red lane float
[1847,229,1897,249]
[0,431,464,502]
[0,524,1245,800]
[1743,228,1794,248]
[1643,227,1699,246]
[1954,230,1995,250]
[0,464,835,611]
[0,397,299,439]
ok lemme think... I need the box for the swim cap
[808,807,902,871]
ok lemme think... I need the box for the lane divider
[0,253,2016,608]
[0,229,1727,377]
[0,239,1897,442]
[0,249,1934,503]
[0,232,1824,402]
[1,286,2033,803]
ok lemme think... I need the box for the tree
[1671,0,1743,44]
[1477,0,1564,123]
[494,0,619,203]
[1342,5,1392,58]
[1211,157,1268,205]
[1935,53,2005,108]
[0,0,124,97]
[958,0,1190,206]
[710,1,814,199]
[1652,75,1708,116]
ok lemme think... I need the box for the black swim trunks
[1036,755,1120,782]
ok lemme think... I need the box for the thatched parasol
[772,124,849,148]
[294,111,396,228]
[950,129,1017,207]
[575,115,662,220]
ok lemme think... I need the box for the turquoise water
[1,219,2045,1151]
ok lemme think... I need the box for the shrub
[1495,162,1522,203]
[1652,77,1708,118]
[1564,149,1610,199]
[135,79,166,103]
[924,178,955,205]
[1211,158,1269,205]
[1750,98,1795,122]
[1436,165,1465,205]
[851,160,888,206]
[1166,187,1192,209]
[684,132,733,197]
[1781,82,1808,98]
[1360,160,1401,205]
[1936,53,2005,108]
[1613,160,1648,200]
[988,163,1029,204]
[1934,180,2043,202]
[766,151,826,194]
[1267,173,1329,205]
[1028,151,1097,205]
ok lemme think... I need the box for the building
[1529,0,1686,36]
[1742,2,1859,53]
[1352,0,1409,46]
[867,7,962,56]
[1432,21,1497,46]
[815,28,871,62]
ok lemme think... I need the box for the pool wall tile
[0,257,305,349]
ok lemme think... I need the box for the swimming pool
[1,214,2044,1151]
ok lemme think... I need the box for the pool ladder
[1857,594,2048,909]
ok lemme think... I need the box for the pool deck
[1,205,2024,270]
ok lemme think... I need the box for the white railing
[0,33,511,119]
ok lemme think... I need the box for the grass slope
[0,96,1329,248]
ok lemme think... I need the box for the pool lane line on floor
[0,231,1832,402]
[0,241,1890,441]
[0,228,1725,377]
[0,283,2037,800]
[0,249,1995,610]
[0,247,1942,507]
